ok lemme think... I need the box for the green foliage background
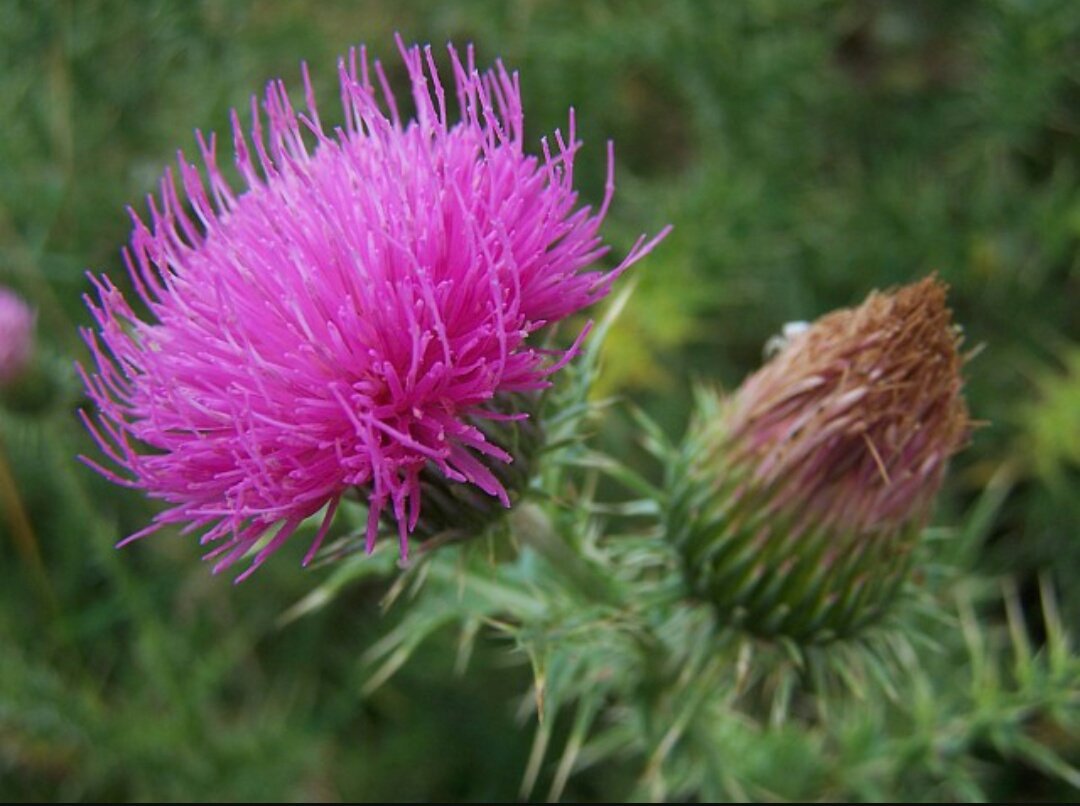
[1,0,1077,800]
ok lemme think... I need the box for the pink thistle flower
[79,39,668,580]
[0,287,35,386]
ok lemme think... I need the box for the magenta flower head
[79,38,668,579]
[0,286,35,387]
[671,278,970,642]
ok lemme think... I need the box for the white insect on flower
[762,320,810,360]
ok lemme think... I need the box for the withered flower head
[674,277,970,642]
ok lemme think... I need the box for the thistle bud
[673,277,970,642]
[0,287,60,415]
[0,287,34,387]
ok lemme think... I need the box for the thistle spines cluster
[408,391,546,543]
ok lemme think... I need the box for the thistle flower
[672,277,970,642]
[0,287,34,387]
[79,39,668,579]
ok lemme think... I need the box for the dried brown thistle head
[675,277,971,642]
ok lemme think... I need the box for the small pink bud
[0,287,34,387]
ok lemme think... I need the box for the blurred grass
[0,0,1077,800]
